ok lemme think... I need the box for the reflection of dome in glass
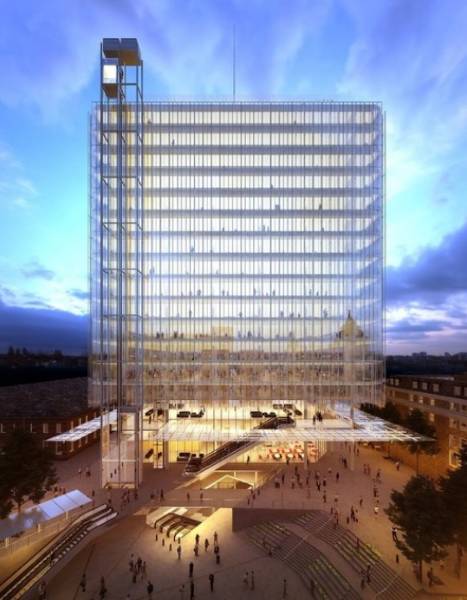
[337,311,364,339]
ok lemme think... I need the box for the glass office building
[90,39,385,488]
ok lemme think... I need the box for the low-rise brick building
[385,374,467,477]
[0,378,99,459]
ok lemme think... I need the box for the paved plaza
[14,444,467,599]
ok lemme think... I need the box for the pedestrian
[80,573,86,591]
[137,556,142,573]
[359,496,363,507]
[392,526,398,542]
[195,534,200,545]
[160,488,164,501]
[204,538,209,552]
[360,577,365,590]
[147,580,154,600]
[99,576,107,599]
[190,580,195,600]
[209,573,214,592]
[200,491,204,502]
[78,467,82,478]
[177,544,182,559]
[179,584,186,600]
[374,505,379,516]
[194,544,199,557]
[282,577,287,598]
[38,581,47,600]
[250,570,255,590]
[187,491,191,502]
[396,461,400,471]
[216,552,220,564]
[243,571,249,589]
[189,561,194,577]
[142,561,147,579]
[396,553,399,564]
[336,472,339,483]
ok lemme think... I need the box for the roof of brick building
[0,378,88,418]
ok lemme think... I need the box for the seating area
[247,521,360,600]
[294,512,417,600]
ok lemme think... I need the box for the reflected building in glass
[90,39,385,488]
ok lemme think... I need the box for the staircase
[247,520,361,600]
[0,504,117,600]
[183,415,294,478]
[154,511,200,541]
[295,512,417,600]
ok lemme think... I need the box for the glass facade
[91,100,385,487]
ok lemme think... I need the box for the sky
[1,0,467,355]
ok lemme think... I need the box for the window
[412,381,418,389]
[42,423,49,434]
[454,386,461,396]
[430,397,435,406]
[56,423,62,434]
[429,413,435,422]
[433,383,439,392]
[422,382,427,391]
[0,423,4,434]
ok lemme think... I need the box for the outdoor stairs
[183,415,294,479]
[247,520,361,600]
[0,504,117,600]
[154,511,200,541]
[294,512,417,600]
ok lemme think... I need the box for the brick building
[0,378,99,459]
[385,374,467,477]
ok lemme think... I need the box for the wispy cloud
[21,260,56,281]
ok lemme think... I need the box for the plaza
[12,442,466,599]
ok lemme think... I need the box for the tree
[0,430,58,518]
[439,445,467,577]
[386,475,450,582]
[405,409,438,473]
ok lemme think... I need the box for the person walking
[190,580,195,600]
[209,573,215,592]
[38,581,47,600]
[189,561,194,577]
[177,544,182,559]
[250,570,255,590]
[392,526,398,543]
[282,577,287,598]
[147,581,154,600]
[179,584,185,600]
[99,576,107,599]
[213,531,218,544]
[80,573,86,592]
[204,538,209,552]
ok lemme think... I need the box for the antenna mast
[233,25,236,101]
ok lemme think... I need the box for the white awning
[152,410,432,444]
[46,410,117,443]
[0,490,92,540]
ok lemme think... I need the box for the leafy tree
[0,430,58,518]
[405,409,438,473]
[439,445,467,577]
[386,475,450,582]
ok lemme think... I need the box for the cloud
[0,142,37,210]
[68,288,89,301]
[0,0,331,116]
[386,221,467,307]
[21,260,56,281]
[0,298,88,354]
[385,220,467,352]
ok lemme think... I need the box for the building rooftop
[0,378,88,419]
[386,373,467,399]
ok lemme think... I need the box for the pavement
[7,442,467,599]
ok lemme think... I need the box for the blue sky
[1,0,467,354]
